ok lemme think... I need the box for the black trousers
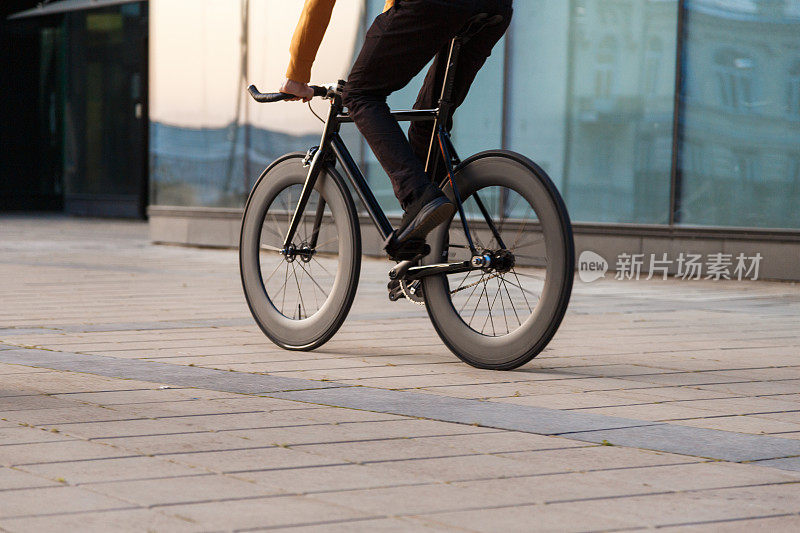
[342,0,512,210]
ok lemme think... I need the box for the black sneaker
[396,186,455,245]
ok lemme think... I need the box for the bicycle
[240,14,574,370]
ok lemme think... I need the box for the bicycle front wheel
[240,153,361,350]
[423,151,574,370]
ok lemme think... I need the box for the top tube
[335,108,439,124]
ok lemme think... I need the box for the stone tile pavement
[1,214,800,531]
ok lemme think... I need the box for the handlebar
[247,84,328,103]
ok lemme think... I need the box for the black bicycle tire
[239,152,361,351]
[423,150,574,370]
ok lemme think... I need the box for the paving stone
[590,460,800,491]
[416,504,638,533]
[550,489,790,528]
[0,426,78,446]
[121,396,307,418]
[271,387,658,435]
[1,440,134,467]
[277,517,455,532]
[655,515,800,532]
[92,431,259,456]
[0,467,60,491]
[310,483,516,516]
[240,463,435,494]
[0,349,346,395]
[0,406,137,425]
[42,418,203,440]
[163,445,339,473]
[20,455,206,485]
[0,394,81,412]
[0,486,134,519]
[564,424,800,462]
[752,457,800,472]
[674,415,800,436]
[161,495,370,530]
[87,474,282,507]
[227,418,496,447]
[0,509,202,533]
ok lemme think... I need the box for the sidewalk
[1,214,799,532]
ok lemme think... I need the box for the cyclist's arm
[286,0,395,85]
[286,0,337,84]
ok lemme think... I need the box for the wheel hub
[282,243,314,263]
[470,249,515,274]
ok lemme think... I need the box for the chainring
[400,279,426,306]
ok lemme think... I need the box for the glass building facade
[149,0,800,230]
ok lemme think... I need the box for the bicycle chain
[449,272,503,295]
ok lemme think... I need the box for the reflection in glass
[507,0,678,224]
[678,0,800,228]
[149,0,358,208]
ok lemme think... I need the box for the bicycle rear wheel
[423,151,574,370]
[240,153,361,350]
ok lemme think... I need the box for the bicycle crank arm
[404,260,475,281]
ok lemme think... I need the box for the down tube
[330,133,394,241]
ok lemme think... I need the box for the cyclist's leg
[342,2,473,210]
[409,1,513,184]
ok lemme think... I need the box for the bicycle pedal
[387,280,405,302]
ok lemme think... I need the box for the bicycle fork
[280,99,341,253]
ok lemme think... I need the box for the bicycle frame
[281,30,506,280]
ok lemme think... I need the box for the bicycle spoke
[470,281,489,328]
[279,262,290,315]
[480,281,501,336]
[512,236,545,250]
[306,261,320,312]
[261,222,284,242]
[497,189,522,238]
[313,236,338,252]
[297,260,331,299]
[261,259,285,285]
[311,256,335,279]
[461,273,484,316]
[510,205,534,251]
[497,276,510,334]
[452,270,472,293]
[510,270,546,282]
[503,272,537,312]
[501,277,523,327]
[290,263,307,319]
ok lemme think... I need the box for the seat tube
[424,37,461,178]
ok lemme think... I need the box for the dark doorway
[2,1,148,218]
[63,4,148,218]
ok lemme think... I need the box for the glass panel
[149,0,247,207]
[677,0,800,228]
[506,0,679,224]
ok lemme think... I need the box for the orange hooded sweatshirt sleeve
[287,0,395,83]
